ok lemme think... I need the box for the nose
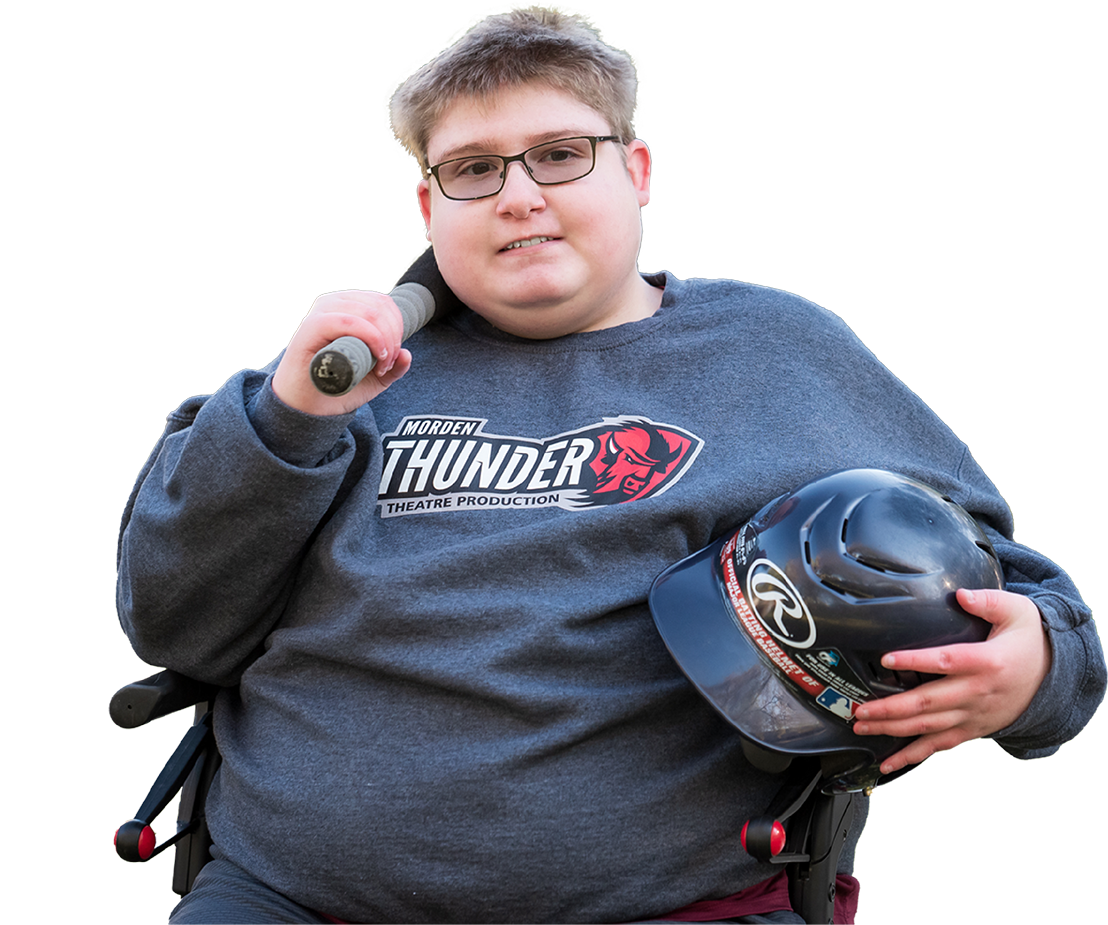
[496,161,546,218]
[623,474,647,492]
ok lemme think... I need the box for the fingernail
[882,654,897,668]
[962,589,976,606]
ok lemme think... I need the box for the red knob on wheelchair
[740,816,787,862]
[115,819,157,862]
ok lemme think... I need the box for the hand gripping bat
[309,247,459,395]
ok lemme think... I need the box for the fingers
[871,727,975,776]
[865,588,1042,682]
[878,642,975,676]
[853,588,1052,776]
[298,290,406,374]
[956,587,1029,627]
[272,290,411,415]
[855,683,986,775]
[854,642,1007,736]
[853,676,980,734]
[373,348,413,390]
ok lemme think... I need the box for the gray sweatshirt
[118,273,1104,922]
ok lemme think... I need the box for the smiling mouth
[501,236,555,251]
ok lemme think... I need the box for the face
[417,83,657,339]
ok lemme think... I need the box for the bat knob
[309,336,375,396]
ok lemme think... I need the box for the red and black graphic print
[378,415,703,518]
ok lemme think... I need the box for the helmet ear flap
[742,738,793,774]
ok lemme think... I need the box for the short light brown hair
[390,7,638,173]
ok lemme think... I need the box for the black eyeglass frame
[426,135,622,201]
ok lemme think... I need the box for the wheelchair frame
[111,669,854,923]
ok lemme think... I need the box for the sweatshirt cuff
[990,594,1088,757]
[246,376,355,467]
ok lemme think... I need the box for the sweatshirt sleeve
[116,365,362,686]
[753,294,1108,757]
[984,524,1105,757]
[828,321,1107,765]
[948,449,1106,757]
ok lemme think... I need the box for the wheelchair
[111,670,855,924]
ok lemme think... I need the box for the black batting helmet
[649,468,1005,793]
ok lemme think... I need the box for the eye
[543,147,581,163]
[531,139,593,165]
[452,158,501,179]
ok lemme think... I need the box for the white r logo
[746,559,817,649]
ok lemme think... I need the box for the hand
[271,290,413,415]
[853,589,1051,775]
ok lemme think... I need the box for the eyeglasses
[427,135,621,201]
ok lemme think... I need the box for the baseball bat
[308,248,457,396]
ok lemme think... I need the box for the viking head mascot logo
[587,421,694,505]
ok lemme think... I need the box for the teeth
[504,236,552,250]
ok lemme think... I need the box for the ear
[417,178,432,237]
[624,139,652,207]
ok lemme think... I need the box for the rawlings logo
[745,558,817,649]
[377,415,702,518]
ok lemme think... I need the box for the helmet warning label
[721,534,825,697]
[377,415,702,518]
[794,649,872,707]
[721,533,870,722]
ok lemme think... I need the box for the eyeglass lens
[436,137,598,200]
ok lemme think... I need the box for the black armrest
[110,670,220,729]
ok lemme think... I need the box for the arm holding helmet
[853,588,1053,774]
[854,528,1103,774]
[685,285,1104,778]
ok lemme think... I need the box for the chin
[476,275,579,313]
[476,291,587,339]
[505,264,590,309]
[504,283,576,311]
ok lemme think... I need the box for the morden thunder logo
[378,415,703,517]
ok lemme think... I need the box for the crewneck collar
[447,271,675,353]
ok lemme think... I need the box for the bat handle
[309,336,374,396]
[309,282,435,396]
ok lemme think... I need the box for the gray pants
[169,856,806,924]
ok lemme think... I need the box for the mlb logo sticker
[816,687,859,721]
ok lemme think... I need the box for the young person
[117,9,1104,923]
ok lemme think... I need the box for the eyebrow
[432,127,610,164]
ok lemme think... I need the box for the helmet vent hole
[867,664,925,694]
[976,540,999,562]
[852,555,890,574]
[898,669,925,688]
[819,576,877,600]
